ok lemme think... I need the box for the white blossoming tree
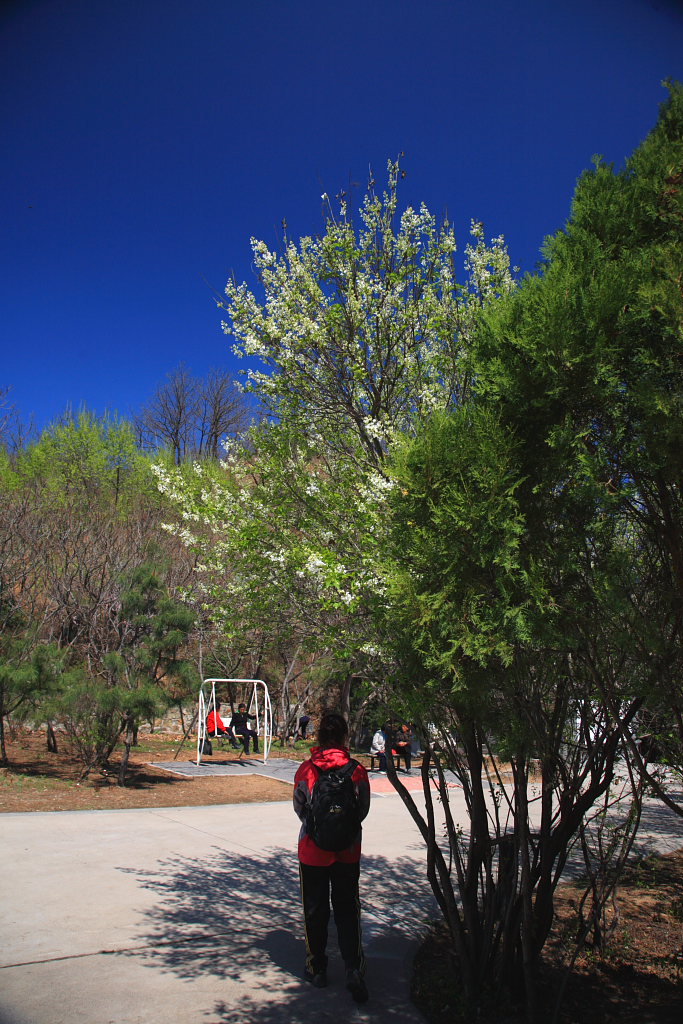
[156,162,515,695]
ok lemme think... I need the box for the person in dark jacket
[297,713,311,740]
[231,703,259,754]
[393,722,413,773]
[293,712,370,1003]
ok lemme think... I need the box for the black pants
[236,728,258,753]
[299,860,365,975]
[395,742,411,771]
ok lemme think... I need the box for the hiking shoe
[305,969,328,988]
[346,968,369,1003]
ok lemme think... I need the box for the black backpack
[306,759,362,851]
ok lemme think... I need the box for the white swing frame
[197,678,273,765]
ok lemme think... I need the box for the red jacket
[207,710,230,734]
[293,746,370,866]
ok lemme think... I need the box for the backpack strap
[314,758,359,780]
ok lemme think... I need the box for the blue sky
[2,0,683,434]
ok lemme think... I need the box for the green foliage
[49,667,128,777]
[477,82,683,493]
[0,650,37,718]
[0,633,63,764]
[0,406,199,774]
[118,561,198,707]
[0,446,20,492]
[475,80,683,770]
[389,406,541,684]
[44,561,198,780]
[15,409,164,515]
[366,85,683,1013]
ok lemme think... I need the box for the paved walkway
[0,792,439,1024]
[150,755,459,796]
[1,773,680,1024]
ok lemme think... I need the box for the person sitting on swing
[206,706,239,748]
[231,703,259,754]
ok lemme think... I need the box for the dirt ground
[3,729,682,1021]
[0,729,301,812]
[412,856,683,1024]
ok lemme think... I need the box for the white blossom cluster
[463,220,517,303]
[157,161,516,666]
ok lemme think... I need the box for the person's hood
[310,746,351,770]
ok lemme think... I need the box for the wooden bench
[369,751,397,771]
[368,751,423,771]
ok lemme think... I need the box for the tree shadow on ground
[539,782,683,882]
[119,846,433,1023]
[632,783,683,858]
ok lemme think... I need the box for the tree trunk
[514,757,537,1022]
[0,710,8,766]
[47,721,58,753]
[340,673,352,723]
[118,715,135,786]
[348,685,382,748]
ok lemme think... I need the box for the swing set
[196,678,273,765]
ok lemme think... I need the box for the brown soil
[0,729,302,812]
[412,852,683,1024]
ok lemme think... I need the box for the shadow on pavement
[119,846,432,1023]
[632,785,683,858]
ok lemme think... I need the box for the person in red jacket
[293,712,371,1003]
[206,707,238,747]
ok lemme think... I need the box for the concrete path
[148,755,460,789]
[1,776,681,1024]
[0,790,439,1024]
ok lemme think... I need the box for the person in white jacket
[370,725,387,771]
